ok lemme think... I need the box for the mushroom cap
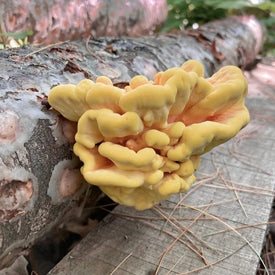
[48,60,249,210]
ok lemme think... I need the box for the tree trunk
[0,0,167,44]
[0,15,264,268]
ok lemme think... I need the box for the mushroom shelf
[48,60,249,210]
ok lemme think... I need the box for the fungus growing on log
[48,60,249,210]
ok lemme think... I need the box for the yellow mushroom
[48,79,93,121]
[98,142,164,171]
[75,109,144,149]
[48,60,249,210]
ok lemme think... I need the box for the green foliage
[239,3,275,54]
[161,0,275,55]
[0,23,33,49]
[261,16,275,54]
[161,0,227,32]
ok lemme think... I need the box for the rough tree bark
[0,16,264,268]
[0,0,167,44]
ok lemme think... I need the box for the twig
[166,253,186,275]
[109,252,133,275]
[210,148,272,176]
[162,171,219,230]
[218,165,248,217]
[233,156,272,176]
[178,242,249,275]
[85,35,108,65]
[155,206,218,255]
[161,198,237,210]
[154,210,208,274]
[210,177,275,195]
[154,206,207,258]
[154,205,216,275]
[203,183,275,197]
[139,220,209,271]
[181,204,270,275]
[196,175,275,194]
[76,184,90,218]
[195,198,237,208]
[203,221,275,238]
[87,202,118,210]
[24,40,70,58]
[100,207,214,222]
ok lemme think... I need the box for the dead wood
[0,0,167,44]
[0,15,264,268]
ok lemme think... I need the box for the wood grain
[49,63,275,275]
[0,16,266,270]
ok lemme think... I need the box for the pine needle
[181,203,270,275]
[109,252,133,275]
[24,40,70,58]
[178,242,249,275]
[203,221,275,238]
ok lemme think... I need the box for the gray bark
[0,16,264,268]
[0,0,167,44]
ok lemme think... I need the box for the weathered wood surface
[0,0,167,44]
[49,62,275,274]
[0,16,264,268]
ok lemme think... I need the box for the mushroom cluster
[48,60,249,210]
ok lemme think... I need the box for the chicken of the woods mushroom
[48,60,249,210]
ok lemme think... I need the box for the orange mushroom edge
[48,60,249,210]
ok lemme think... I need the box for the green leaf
[161,19,184,32]
[260,16,275,26]
[205,0,250,10]
[257,2,275,13]
[2,30,33,40]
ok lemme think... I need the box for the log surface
[49,61,275,274]
[0,16,264,268]
[0,0,167,44]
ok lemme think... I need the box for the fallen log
[0,15,264,268]
[48,58,275,275]
[0,0,167,44]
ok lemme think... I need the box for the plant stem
[0,22,7,48]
